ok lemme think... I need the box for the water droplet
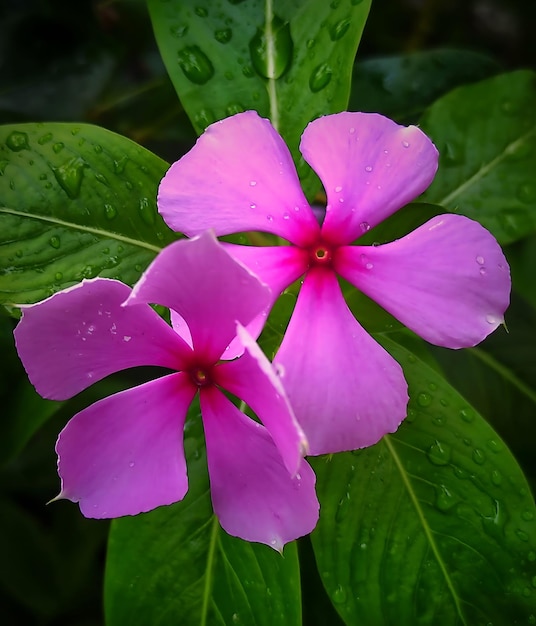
[249,180,257,186]
[486,439,502,453]
[306,38,315,49]
[49,236,60,249]
[195,6,208,17]
[460,408,474,423]
[365,165,373,172]
[283,212,290,220]
[517,182,536,203]
[500,99,520,116]
[472,448,485,465]
[309,63,332,92]
[170,24,188,38]
[516,529,529,542]
[215,28,232,43]
[490,469,502,486]
[359,222,370,233]
[52,142,64,153]
[226,103,244,115]
[522,510,534,521]
[249,203,256,209]
[417,392,432,407]
[479,267,487,276]
[38,133,53,145]
[402,140,410,148]
[104,204,117,219]
[53,157,86,199]
[332,584,347,604]
[486,314,499,325]
[139,197,155,225]
[6,131,29,151]
[249,16,293,80]
[435,484,457,512]
[123,336,132,342]
[427,441,451,465]
[81,265,98,279]
[129,461,135,468]
[177,46,214,84]
[329,18,351,41]
[93,144,103,154]
[0,160,8,176]
[95,172,108,186]
[476,255,485,265]
[266,214,274,222]
[113,155,128,174]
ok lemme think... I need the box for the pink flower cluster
[14,111,510,549]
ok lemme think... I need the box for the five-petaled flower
[158,111,511,455]
[14,231,319,550]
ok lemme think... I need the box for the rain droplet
[170,24,188,38]
[334,185,342,192]
[332,584,347,604]
[249,180,257,186]
[0,160,8,176]
[435,484,456,512]
[104,204,117,219]
[490,469,502,486]
[460,408,474,423]
[402,140,410,148]
[38,133,53,145]
[195,6,208,17]
[249,203,256,209]
[517,182,536,203]
[215,28,232,43]
[309,63,333,92]
[113,155,128,174]
[472,448,485,465]
[249,16,293,79]
[49,236,60,249]
[266,214,274,222]
[427,441,451,465]
[516,529,529,542]
[522,510,534,521]
[329,18,351,41]
[139,197,155,225]
[476,255,485,264]
[226,103,244,115]
[359,222,370,232]
[365,165,373,172]
[6,131,29,151]
[95,172,108,186]
[177,46,214,84]
[479,267,487,276]
[94,144,103,154]
[417,391,432,407]
[486,314,499,325]
[123,336,132,342]
[52,142,64,153]
[129,461,135,468]
[53,157,86,199]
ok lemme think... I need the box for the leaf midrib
[383,434,468,625]
[437,125,536,207]
[0,206,163,254]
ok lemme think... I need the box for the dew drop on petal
[249,180,257,186]
[266,214,274,222]
[250,203,256,209]
[365,165,373,172]
[476,255,485,265]
[123,336,132,342]
[402,140,410,148]
[359,222,370,233]
[334,185,342,192]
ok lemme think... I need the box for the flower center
[190,366,213,387]
[309,242,333,267]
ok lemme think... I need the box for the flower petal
[127,232,271,362]
[14,278,191,401]
[158,111,320,246]
[56,372,196,518]
[335,214,511,348]
[300,112,439,244]
[274,268,408,455]
[200,387,319,550]
[214,323,308,475]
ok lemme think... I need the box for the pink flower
[14,231,319,550]
[158,111,511,455]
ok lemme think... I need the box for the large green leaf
[311,335,536,625]
[349,48,500,124]
[148,0,371,193]
[0,123,175,309]
[105,415,302,626]
[419,70,536,245]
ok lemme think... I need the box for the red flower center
[308,242,334,268]
[190,366,213,387]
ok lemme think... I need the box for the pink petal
[56,372,196,518]
[127,232,270,363]
[200,387,319,550]
[335,214,511,348]
[158,111,320,247]
[214,323,308,476]
[14,279,191,401]
[300,112,439,244]
[274,268,408,455]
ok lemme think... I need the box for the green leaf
[350,48,500,124]
[148,0,371,193]
[311,335,536,625]
[0,123,176,309]
[419,70,536,245]
[105,415,302,626]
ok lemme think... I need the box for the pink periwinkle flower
[158,111,511,456]
[14,231,319,550]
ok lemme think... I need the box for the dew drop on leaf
[53,157,86,199]
[329,18,351,41]
[472,448,486,465]
[139,197,155,225]
[332,584,347,604]
[249,15,293,79]
[6,131,29,151]
[38,133,53,145]
[215,28,232,43]
[417,391,432,407]
[517,182,536,203]
[113,155,128,174]
[427,441,451,465]
[49,236,60,249]
[52,142,65,153]
[177,46,214,84]
[170,24,188,38]
[309,63,333,92]
[104,204,117,219]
